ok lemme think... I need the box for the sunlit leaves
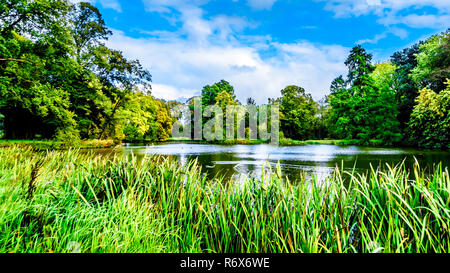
[409,80,450,148]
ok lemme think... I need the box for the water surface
[112,143,450,182]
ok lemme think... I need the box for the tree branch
[0,58,30,63]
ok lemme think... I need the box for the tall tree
[278,85,318,140]
[409,79,450,149]
[0,0,77,139]
[390,42,422,134]
[328,46,400,144]
[0,1,170,142]
[411,29,450,93]
[345,45,375,88]
[201,80,236,107]
[70,2,111,64]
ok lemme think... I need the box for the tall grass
[0,139,115,150]
[0,146,449,253]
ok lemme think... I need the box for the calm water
[103,143,450,182]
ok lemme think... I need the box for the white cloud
[151,84,198,101]
[98,0,122,12]
[142,0,209,13]
[318,0,450,28]
[230,0,278,10]
[379,14,450,29]
[70,0,122,12]
[141,1,254,44]
[106,29,348,104]
[357,27,408,44]
[100,1,348,104]
[247,0,278,10]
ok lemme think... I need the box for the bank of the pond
[0,138,382,150]
[0,146,449,253]
[0,139,117,150]
[0,138,440,150]
[166,138,386,147]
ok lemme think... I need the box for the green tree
[411,30,450,93]
[328,46,400,144]
[0,1,169,142]
[215,90,239,112]
[369,62,401,143]
[201,80,236,107]
[409,79,450,149]
[278,85,318,140]
[390,42,422,134]
[0,1,78,139]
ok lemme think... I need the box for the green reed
[0,146,449,253]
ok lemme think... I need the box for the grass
[0,138,397,149]
[0,139,116,150]
[278,138,385,146]
[167,137,386,147]
[167,137,269,145]
[0,146,449,253]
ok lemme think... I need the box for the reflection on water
[105,143,450,183]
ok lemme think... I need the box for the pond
[104,143,450,182]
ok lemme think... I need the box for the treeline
[327,32,449,149]
[0,0,172,142]
[189,30,449,149]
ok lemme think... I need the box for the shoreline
[0,138,448,151]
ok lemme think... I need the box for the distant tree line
[187,30,449,149]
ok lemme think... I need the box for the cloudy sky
[79,0,449,104]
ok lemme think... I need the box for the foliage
[276,85,318,140]
[201,80,236,107]
[409,79,450,149]
[215,90,239,112]
[327,47,401,145]
[0,1,171,142]
[411,30,450,92]
[391,42,422,134]
[1,2,448,148]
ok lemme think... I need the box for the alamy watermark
[171,97,280,145]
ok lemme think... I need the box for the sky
[75,0,449,104]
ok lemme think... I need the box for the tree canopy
[0,0,172,142]
[327,46,400,144]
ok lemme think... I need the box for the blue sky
[75,0,449,103]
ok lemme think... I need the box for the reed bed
[0,146,449,253]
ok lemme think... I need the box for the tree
[411,30,450,93]
[215,90,239,112]
[391,42,422,134]
[70,2,112,64]
[409,79,450,149]
[345,45,375,88]
[65,3,151,140]
[0,0,71,36]
[201,80,236,107]
[278,85,318,140]
[328,46,375,141]
[328,46,400,144]
[330,75,347,94]
[369,63,401,143]
[0,1,172,142]
[0,1,78,139]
